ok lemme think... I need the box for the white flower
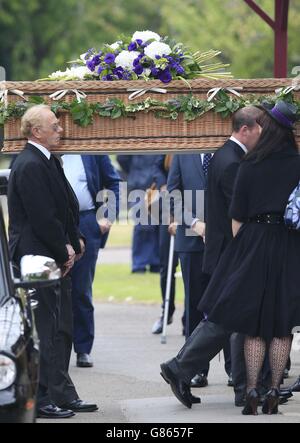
[49,66,90,80]
[132,31,161,43]
[144,68,151,77]
[109,41,123,51]
[115,50,140,71]
[49,70,68,79]
[80,52,89,62]
[68,66,90,79]
[144,42,172,60]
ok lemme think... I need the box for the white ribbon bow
[127,87,167,101]
[207,87,243,102]
[275,84,299,96]
[0,85,28,107]
[49,89,87,103]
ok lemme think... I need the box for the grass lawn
[93,263,184,305]
[106,221,133,248]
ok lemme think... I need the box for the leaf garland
[1,89,299,128]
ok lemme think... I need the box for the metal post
[244,0,290,78]
[161,234,175,345]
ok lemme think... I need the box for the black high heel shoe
[262,388,280,415]
[242,389,260,416]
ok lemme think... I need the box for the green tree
[0,0,299,80]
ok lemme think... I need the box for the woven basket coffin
[2,78,299,154]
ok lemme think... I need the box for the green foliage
[1,88,299,127]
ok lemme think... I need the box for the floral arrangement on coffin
[45,30,231,83]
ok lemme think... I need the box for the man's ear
[31,127,40,139]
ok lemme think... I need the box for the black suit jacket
[8,143,82,266]
[203,139,245,275]
[167,154,206,253]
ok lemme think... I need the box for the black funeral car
[0,176,61,423]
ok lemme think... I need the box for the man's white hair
[21,104,52,138]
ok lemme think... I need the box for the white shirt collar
[28,141,51,160]
[230,136,248,154]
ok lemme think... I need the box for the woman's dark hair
[245,111,298,163]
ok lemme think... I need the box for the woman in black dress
[199,100,300,415]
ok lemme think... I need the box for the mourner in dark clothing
[199,101,300,415]
[160,106,264,408]
[8,105,97,419]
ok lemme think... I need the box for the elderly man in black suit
[160,106,264,409]
[8,104,97,418]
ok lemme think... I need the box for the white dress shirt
[230,136,248,154]
[62,155,95,211]
[28,140,51,160]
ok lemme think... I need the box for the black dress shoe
[279,389,293,400]
[287,376,300,392]
[191,394,201,404]
[37,404,75,419]
[160,362,195,409]
[152,316,173,334]
[235,397,246,407]
[77,353,93,368]
[190,374,208,388]
[60,399,98,413]
[227,374,234,387]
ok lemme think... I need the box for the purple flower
[128,42,138,51]
[134,64,144,75]
[122,71,132,80]
[87,60,96,71]
[158,69,172,83]
[97,65,104,74]
[93,55,101,65]
[136,39,143,46]
[133,55,143,66]
[175,64,185,75]
[113,67,124,79]
[102,74,114,81]
[151,67,159,77]
[104,53,116,64]
[155,55,161,60]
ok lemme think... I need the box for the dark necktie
[202,153,212,176]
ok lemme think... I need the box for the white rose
[115,50,140,71]
[132,31,161,43]
[144,42,172,60]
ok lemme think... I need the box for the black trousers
[179,252,206,338]
[50,276,78,406]
[167,320,244,401]
[159,225,178,319]
[33,284,59,409]
[179,254,231,377]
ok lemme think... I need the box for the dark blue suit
[71,155,121,355]
[167,155,207,338]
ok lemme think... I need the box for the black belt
[248,213,284,225]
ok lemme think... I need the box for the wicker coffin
[2,78,299,154]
